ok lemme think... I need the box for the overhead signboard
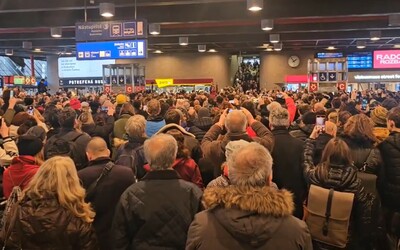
[59,77,104,86]
[76,40,147,60]
[156,78,174,88]
[374,50,400,69]
[347,52,373,69]
[316,52,344,59]
[348,71,400,82]
[58,57,115,78]
[75,20,146,41]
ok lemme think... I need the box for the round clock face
[288,55,300,68]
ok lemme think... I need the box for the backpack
[115,144,143,178]
[1,172,31,228]
[305,184,355,248]
[45,132,84,167]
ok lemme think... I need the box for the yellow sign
[155,78,174,88]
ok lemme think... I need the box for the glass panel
[327,62,335,71]
[319,63,326,71]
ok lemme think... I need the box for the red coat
[144,158,204,189]
[3,156,39,198]
[285,97,297,123]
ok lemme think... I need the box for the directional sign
[125,85,133,94]
[309,82,319,92]
[328,72,337,81]
[319,72,327,82]
[337,81,347,91]
[75,20,147,41]
[76,40,147,60]
[104,85,111,94]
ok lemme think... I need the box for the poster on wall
[374,50,400,69]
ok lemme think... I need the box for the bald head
[225,110,247,133]
[86,137,110,161]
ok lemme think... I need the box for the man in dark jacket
[269,107,307,219]
[114,115,147,179]
[78,137,136,250]
[186,143,312,250]
[112,134,203,250]
[44,107,91,170]
[289,111,316,141]
[189,107,214,142]
[378,107,400,247]
[201,108,274,177]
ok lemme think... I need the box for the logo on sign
[319,72,327,81]
[374,50,400,69]
[328,72,337,81]
[337,81,346,91]
[309,82,318,92]
[111,23,122,37]
[125,85,133,94]
[104,85,111,94]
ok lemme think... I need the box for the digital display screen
[374,50,400,69]
[347,52,373,69]
[76,40,147,60]
[58,57,115,78]
[316,52,344,58]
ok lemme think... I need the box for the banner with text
[374,50,400,69]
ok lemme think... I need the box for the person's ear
[86,152,91,161]
[267,174,273,186]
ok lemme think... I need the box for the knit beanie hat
[371,106,388,126]
[116,94,128,105]
[198,107,210,119]
[69,98,81,110]
[17,135,43,156]
[26,126,46,142]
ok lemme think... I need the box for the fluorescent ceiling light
[247,0,263,11]
[149,23,161,35]
[261,19,274,31]
[51,27,62,38]
[179,37,189,46]
[266,47,273,51]
[198,45,206,52]
[274,43,282,51]
[208,49,217,53]
[154,50,163,54]
[326,46,336,50]
[5,49,13,56]
[270,34,280,44]
[99,2,115,17]
[34,48,42,52]
[370,31,381,41]
[356,40,366,49]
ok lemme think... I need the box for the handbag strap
[323,188,335,236]
[360,149,373,172]
[85,162,114,200]
[2,203,21,249]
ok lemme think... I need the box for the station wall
[260,51,315,90]
[117,53,231,88]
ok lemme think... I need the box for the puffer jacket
[378,132,400,210]
[188,117,213,142]
[186,185,312,250]
[303,139,376,249]
[112,170,202,250]
[2,195,98,249]
[341,136,383,175]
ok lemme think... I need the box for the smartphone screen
[9,90,14,98]
[316,116,326,128]
[229,100,235,104]
[362,99,368,110]
[27,106,34,116]
[101,106,109,112]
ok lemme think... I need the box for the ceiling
[1,0,400,57]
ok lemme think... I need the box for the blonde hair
[23,156,95,223]
[78,111,94,125]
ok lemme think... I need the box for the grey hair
[125,115,146,137]
[144,134,178,171]
[225,110,247,133]
[269,107,290,127]
[228,142,273,187]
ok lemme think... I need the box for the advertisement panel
[76,40,147,60]
[75,20,146,41]
[374,50,400,69]
[58,57,115,78]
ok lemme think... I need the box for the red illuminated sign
[337,81,346,91]
[125,85,133,94]
[104,85,111,94]
[374,50,400,69]
[309,82,319,92]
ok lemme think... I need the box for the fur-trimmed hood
[202,186,296,247]
[203,185,294,217]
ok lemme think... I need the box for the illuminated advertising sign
[374,50,400,69]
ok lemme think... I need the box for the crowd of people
[0,86,399,249]
[233,61,260,92]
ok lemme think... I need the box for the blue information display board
[316,52,344,58]
[75,20,147,41]
[76,40,147,60]
[347,52,373,69]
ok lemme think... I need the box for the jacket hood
[203,186,294,247]
[193,117,213,131]
[11,155,36,166]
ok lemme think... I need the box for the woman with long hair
[304,129,376,250]
[341,114,383,175]
[1,156,98,249]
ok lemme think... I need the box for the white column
[46,56,60,93]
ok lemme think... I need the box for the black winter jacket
[378,132,400,210]
[112,170,202,250]
[341,136,383,175]
[188,117,214,142]
[303,139,375,249]
[81,115,114,148]
[289,124,314,142]
[78,157,136,250]
[1,195,98,249]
